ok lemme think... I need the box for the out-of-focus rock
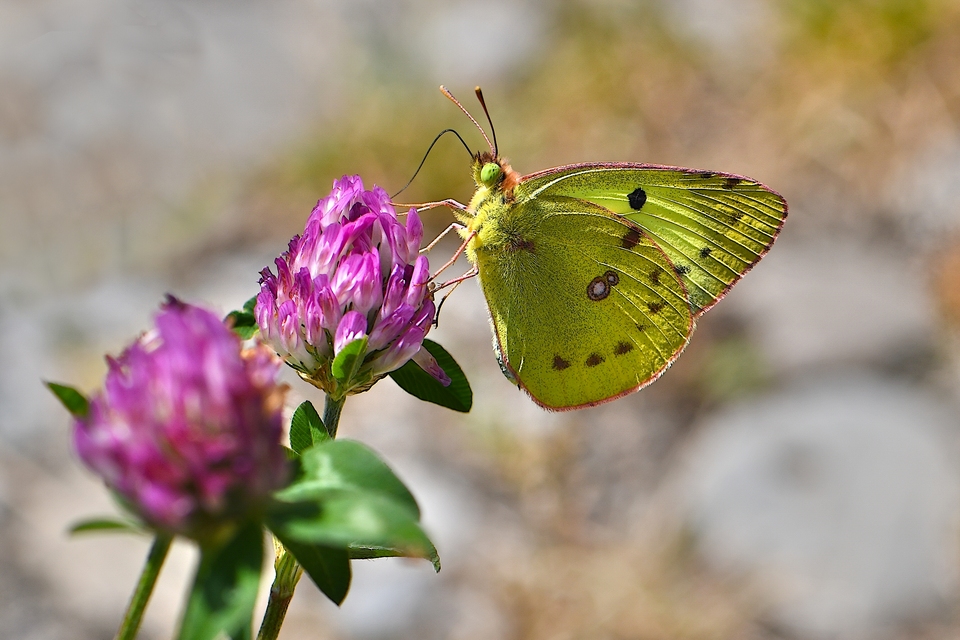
[931,240,960,400]
[677,373,960,638]
[728,237,935,375]
[890,135,960,246]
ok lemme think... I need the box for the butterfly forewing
[472,195,694,409]
[517,164,787,315]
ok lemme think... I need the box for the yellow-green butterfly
[431,87,787,411]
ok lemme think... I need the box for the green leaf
[331,337,368,383]
[273,536,352,605]
[225,310,258,340]
[389,339,472,412]
[349,543,441,573]
[277,440,420,519]
[178,523,263,640]
[289,400,328,454]
[267,491,437,567]
[45,381,89,417]
[223,296,260,340]
[69,516,143,535]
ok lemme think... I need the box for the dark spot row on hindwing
[649,267,662,285]
[699,247,712,258]
[551,338,637,373]
[586,353,605,367]
[674,264,690,276]
[553,271,658,373]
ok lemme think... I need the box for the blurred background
[2,0,960,638]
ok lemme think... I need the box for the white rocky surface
[727,235,936,376]
[678,373,960,638]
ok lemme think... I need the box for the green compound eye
[480,162,502,186]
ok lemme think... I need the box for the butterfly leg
[430,229,477,280]
[432,264,478,292]
[421,222,466,254]
[431,268,478,327]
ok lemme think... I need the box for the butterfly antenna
[392,128,474,199]
[474,86,498,158]
[440,85,495,156]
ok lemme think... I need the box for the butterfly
[429,87,787,411]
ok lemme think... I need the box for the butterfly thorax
[458,153,525,264]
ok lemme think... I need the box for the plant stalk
[258,393,346,640]
[116,533,172,640]
[322,394,345,439]
[256,538,304,640]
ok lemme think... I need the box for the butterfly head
[473,151,519,196]
[479,160,501,187]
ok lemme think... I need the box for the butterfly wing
[516,163,787,315]
[472,195,694,410]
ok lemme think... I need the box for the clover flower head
[256,175,448,396]
[72,298,289,538]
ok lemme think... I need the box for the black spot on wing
[586,353,605,367]
[553,355,571,371]
[614,341,634,356]
[699,247,712,258]
[628,187,647,211]
[647,302,664,314]
[723,177,742,190]
[649,268,662,285]
[674,264,690,276]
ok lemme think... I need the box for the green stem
[116,533,172,640]
[322,394,345,439]
[258,393,346,640]
[256,540,304,640]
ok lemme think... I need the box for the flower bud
[256,176,447,397]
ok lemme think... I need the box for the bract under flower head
[256,175,448,396]
[73,298,289,539]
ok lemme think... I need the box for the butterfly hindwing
[471,195,694,409]
[517,164,787,315]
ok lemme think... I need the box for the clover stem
[322,394,345,439]
[257,538,304,640]
[258,393,347,640]
[117,533,172,640]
